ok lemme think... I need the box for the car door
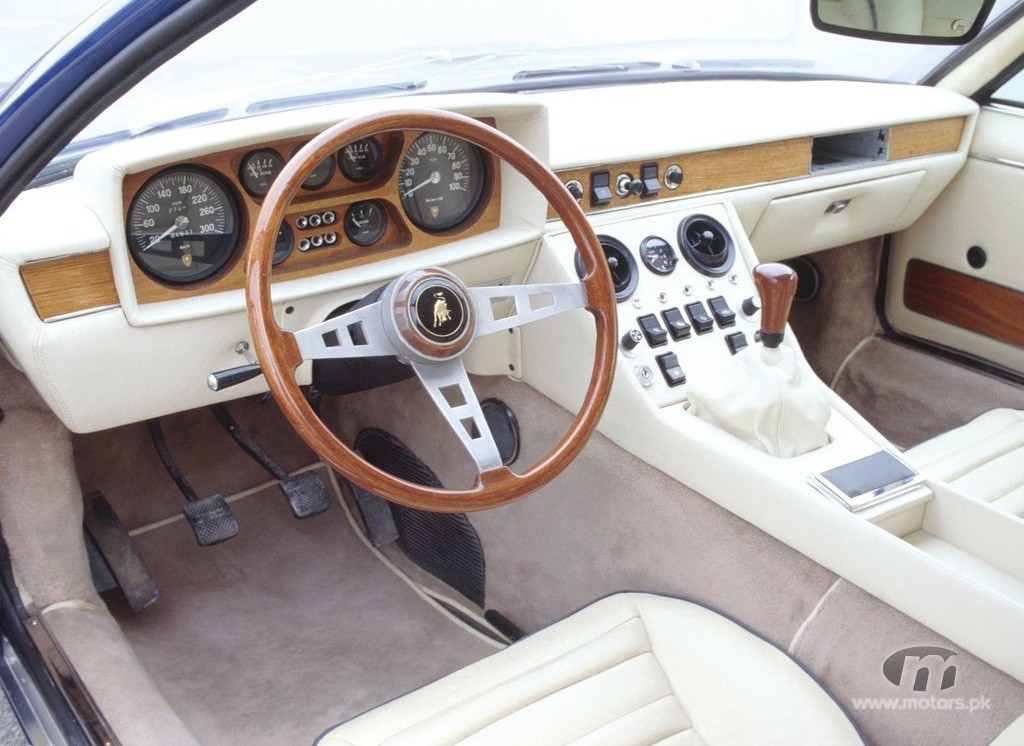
[884,73,1024,379]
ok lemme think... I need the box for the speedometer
[126,167,240,284]
[398,133,484,232]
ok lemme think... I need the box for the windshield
[10,0,1022,178]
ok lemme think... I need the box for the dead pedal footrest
[83,493,159,612]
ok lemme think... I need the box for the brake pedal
[208,404,331,518]
[147,419,239,546]
[83,493,159,611]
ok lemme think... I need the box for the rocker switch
[637,314,668,347]
[661,307,691,340]
[640,163,661,197]
[707,296,737,328]
[684,302,714,335]
[590,170,613,206]
[655,352,686,387]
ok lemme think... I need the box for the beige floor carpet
[109,468,496,746]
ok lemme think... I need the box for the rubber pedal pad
[279,471,332,519]
[183,495,239,547]
[83,493,159,612]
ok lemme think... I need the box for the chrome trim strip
[969,153,1024,170]
[982,103,1024,119]
[0,636,64,746]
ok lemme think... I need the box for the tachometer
[398,133,484,232]
[126,167,240,284]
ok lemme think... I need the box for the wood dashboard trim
[551,137,812,217]
[888,117,965,161]
[904,259,1024,349]
[21,253,119,321]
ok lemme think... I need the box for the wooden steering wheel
[245,110,616,512]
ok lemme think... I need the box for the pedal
[209,404,330,519]
[279,471,332,518]
[83,493,159,612]
[147,418,240,547]
[182,495,239,547]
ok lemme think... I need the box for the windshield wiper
[513,61,659,81]
[247,80,427,115]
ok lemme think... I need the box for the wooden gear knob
[754,263,797,348]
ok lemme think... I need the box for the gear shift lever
[686,262,829,458]
[754,263,797,349]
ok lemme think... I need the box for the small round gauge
[273,223,294,266]
[339,138,383,182]
[398,132,484,232]
[344,200,387,247]
[239,148,283,198]
[639,235,679,275]
[126,167,239,284]
[300,150,335,190]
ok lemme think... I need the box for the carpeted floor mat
[109,466,497,746]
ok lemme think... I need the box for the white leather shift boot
[687,344,830,458]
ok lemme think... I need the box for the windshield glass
[13,0,1022,174]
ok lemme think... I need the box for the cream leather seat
[905,409,1024,518]
[319,593,862,745]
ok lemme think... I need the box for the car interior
[1,0,1024,744]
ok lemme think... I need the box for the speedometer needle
[143,215,190,251]
[402,171,440,199]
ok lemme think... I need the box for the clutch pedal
[208,404,331,518]
[147,419,239,547]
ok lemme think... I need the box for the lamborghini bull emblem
[432,292,452,329]
[414,282,467,344]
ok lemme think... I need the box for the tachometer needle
[402,171,441,199]
[143,215,190,251]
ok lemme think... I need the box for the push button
[707,296,736,328]
[684,302,714,335]
[662,307,691,340]
[725,331,748,354]
[655,352,686,387]
[637,314,668,347]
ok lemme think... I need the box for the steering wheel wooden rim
[245,109,616,512]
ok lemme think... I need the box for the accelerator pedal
[353,428,487,607]
[83,493,159,612]
[147,419,239,546]
[209,404,331,518]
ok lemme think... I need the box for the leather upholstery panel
[906,409,1024,518]
[319,593,861,746]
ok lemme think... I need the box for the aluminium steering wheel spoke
[292,302,393,360]
[468,282,587,337]
[410,358,504,474]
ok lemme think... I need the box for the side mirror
[811,0,997,44]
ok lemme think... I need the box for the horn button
[387,269,476,359]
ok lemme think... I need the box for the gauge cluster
[121,125,499,295]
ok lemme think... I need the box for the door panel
[886,105,1024,375]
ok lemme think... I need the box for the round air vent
[677,215,735,276]
[574,235,638,302]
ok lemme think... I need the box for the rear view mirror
[811,0,997,44]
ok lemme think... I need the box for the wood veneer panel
[889,117,965,161]
[904,259,1024,348]
[21,253,118,320]
[122,124,501,304]
[551,137,811,217]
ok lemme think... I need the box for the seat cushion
[904,408,1024,518]
[318,593,862,746]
